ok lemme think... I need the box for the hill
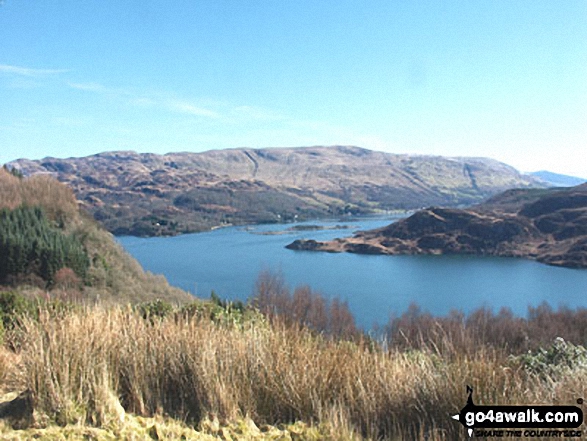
[530,170,586,187]
[7,146,543,236]
[0,167,191,303]
[287,183,587,269]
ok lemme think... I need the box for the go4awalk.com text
[451,386,583,438]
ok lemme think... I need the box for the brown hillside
[7,146,543,236]
[287,184,587,269]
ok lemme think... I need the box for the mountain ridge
[7,146,544,236]
[529,170,586,187]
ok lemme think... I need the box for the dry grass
[0,347,13,393]
[0,414,353,440]
[10,305,584,440]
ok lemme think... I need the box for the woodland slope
[0,168,191,303]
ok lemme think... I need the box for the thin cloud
[0,64,68,77]
[68,82,109,92]
[131,97,157,107]
[69,80,220,119]
[68,82,131,96]
[166,100,220,118]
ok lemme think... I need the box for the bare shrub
[329,297,360,340]
[0,169,22,210]
[251,271,360,340]
[252,270,290,318]
[387,302,587,355]
[51,267,83,302]
[20,175,78,225]
[53,268,81,291]
[0,170,78,225]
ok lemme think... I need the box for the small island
[251,224,359,235]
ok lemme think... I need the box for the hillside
[530,170,586,187]
[287,183,587,269]
[7,146,543,236]
[0,168,191,303]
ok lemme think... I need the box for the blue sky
[1,1,586,177]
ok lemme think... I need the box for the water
[118,216,587,329]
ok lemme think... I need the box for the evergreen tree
[0,206,89,285]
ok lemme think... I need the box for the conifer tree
[0,206,89,285]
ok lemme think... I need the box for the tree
[0,206,89,286]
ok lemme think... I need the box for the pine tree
[0,206,89,285]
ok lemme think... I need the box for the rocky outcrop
[287,185,587,269]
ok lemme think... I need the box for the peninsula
[287,184,587,269]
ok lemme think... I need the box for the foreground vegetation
[0,292,586,440]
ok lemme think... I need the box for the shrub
[53,267,82,291]
[137,299,174,321]
[179,295,258,328]
[514,338,587,379]
[51,267,83,302]
[386,303,587,356]
[0,291,37,330]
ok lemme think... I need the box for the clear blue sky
[1,1,586,177]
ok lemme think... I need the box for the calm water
[118,217,587,329]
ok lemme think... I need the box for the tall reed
[17,306,585,439]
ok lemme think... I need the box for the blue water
[118,216,587,329]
